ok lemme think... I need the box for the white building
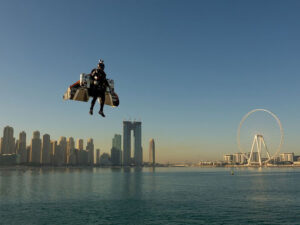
[224,154,233,163]
[280,153,294,162]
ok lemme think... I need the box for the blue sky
[0,0,300,162]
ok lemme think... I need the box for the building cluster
[223,152,300,165]
[0,126,99,166]
[0,121,156,167]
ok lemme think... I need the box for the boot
[99,110,105,117]
[89,109,93,115]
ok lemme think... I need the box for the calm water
[0,167,300,225]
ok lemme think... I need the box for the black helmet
[98,59,105,70]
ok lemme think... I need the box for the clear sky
[0,0,300,163]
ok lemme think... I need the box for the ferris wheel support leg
[248,135,256,166]
[257,136,262,167]
[262,137,271,161]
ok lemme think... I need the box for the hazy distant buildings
[233,153,247,164]
[223,154,233,163]
[30,131,42,164]
[42,134,51,165]
[0,122,148,167]
[87,138,94,165]
[58,137,67,165]
[78,150,88,165]
[123,121,142,166]
[111,134,122,166]
[280,153,294,162]
[100,153,111,166]
[0,126,15,154]
[67,137,75,165]
[17,131,27,163]
[112,134,122,150]
[96,149,100,165]
[111,147,121,166]
[77,139,84,151]
[149,138,155,166]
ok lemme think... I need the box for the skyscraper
[112,134,122,150]
[30,131,42,164]
[42,134,51,165]
[123,121,142,166]
[111,134,122,166]
[76,139,84,151]
[111,147,121,166]
[86,138,94,165]
[17,131,27,163]
[1,126,15,154]
[67,137,75,165]
[52,140,63,166]
[96,149,100,165]
[58,137,67,165]
[149,138,155,166]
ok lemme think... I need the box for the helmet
[98,59,105,70]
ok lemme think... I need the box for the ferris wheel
[237,109,284,166]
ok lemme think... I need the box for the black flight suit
[89,68,110,113]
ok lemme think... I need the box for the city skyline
[1,1,300,162]
[0,121,154,165]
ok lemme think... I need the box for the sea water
[0,167,300,225]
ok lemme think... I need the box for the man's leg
[99,91,106,117]
[90,96,97,115]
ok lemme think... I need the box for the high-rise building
[51,140,64,166]
[111,147,121,166]
[17,131,27,163]
[67,137,75,165]
[30,131,42,164]
[111,134,122,166]
[78,150,88,165]
[149,138,155,166]
[42,134,51,165]
[1,126,15,154]
[50,140,56,165]
[123,121,142,166]
[58,137,67,165]
[86,138,94,165]
[112,134,122,150]
[96,149,100,165]
[76,139,84,151]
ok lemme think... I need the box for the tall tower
[111,134,122,166]
[149,139,155,166]
[86,138,94,165]
[123,121,132,166]
[17,131,27,163]
[58,137,67,165]
[30,131,42,164]
[76,139,84,151]
[42,134,51,165]
[96,149,100,165]
[112,134,122,150]
[123,121,142,166]
[67,137,75,165]
[133,122,142,166]
[1,126,15,154]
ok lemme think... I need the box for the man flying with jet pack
[63,59,119,116]
[89,59,110,117]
